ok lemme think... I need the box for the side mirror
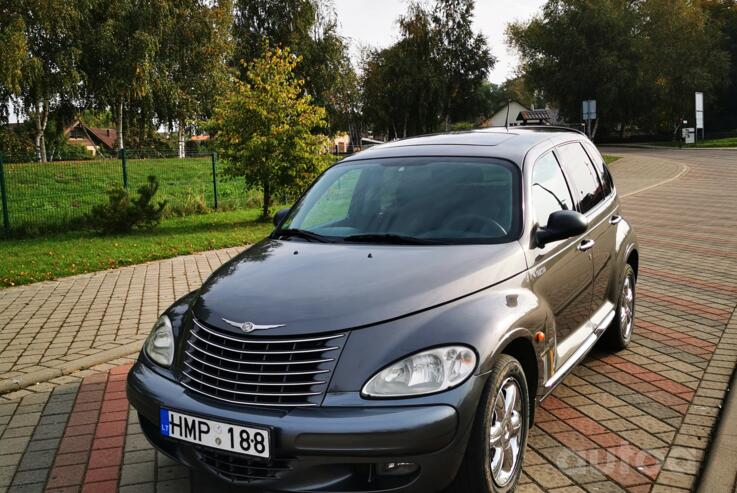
[535,210,588,247]
[273,207,291,227]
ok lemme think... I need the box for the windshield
[278,157,521,244]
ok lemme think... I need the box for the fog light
[378,462,419,476]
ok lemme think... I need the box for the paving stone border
[0,247,243,397]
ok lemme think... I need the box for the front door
[529,151,594,366]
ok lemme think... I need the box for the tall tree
[0,1,26,124]
[154,0,233,157]
[232,0,355,135]
[1,0,87,161]
[508,0,729,136]
[702,0,737,130]
[81,0,170,151]
[361,3,445,139]
[433,0,495,128]
[209,47,331,218]
[508,0,643,137]
[361,1,494,138]
[232,0,315,65]
[637,0,729,133]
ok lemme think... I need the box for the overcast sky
[334,0,546,84]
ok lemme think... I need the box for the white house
[481,101,531,128]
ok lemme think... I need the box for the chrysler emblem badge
[222,318,285,333]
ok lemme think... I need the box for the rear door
[556,142,618,330]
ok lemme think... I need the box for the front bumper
[127,361,484,492]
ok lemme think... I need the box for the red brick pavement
[0,150,735,493]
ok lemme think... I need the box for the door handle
[577,239,596,252]
[609,215,623,225]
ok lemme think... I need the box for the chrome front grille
[180,318,345,407]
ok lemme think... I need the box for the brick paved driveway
[0,149,736,493]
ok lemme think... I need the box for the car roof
[341,126,587,167]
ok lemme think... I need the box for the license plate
[160,408,270,459]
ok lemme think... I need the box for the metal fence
[0,150,263,236]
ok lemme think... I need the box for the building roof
[64,120,117,150]
[517,110,553,122]
[85,126,117,149]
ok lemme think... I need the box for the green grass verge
[648,137,737,148]
[603,155,622,165]
[1,155,261,235]
[0,208,275,288]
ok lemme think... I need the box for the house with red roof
[64,120,118,156]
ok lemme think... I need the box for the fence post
[211,152,219,210]
[0,153,9,232]
[120,148,129,189]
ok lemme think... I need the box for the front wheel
[603,264,636,351]
[449,354,529,493]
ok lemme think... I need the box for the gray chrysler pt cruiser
[127,127,638,493]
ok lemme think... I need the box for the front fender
[328,271,547,395]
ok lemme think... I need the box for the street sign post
[695,92,704,141]
[582,99,597,137]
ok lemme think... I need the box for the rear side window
[582,142,614,196]
[532,152,574,227]
[557,142,605,214]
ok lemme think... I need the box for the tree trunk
[115,98,124,151]
[178,122,186,159]
[262,179,271,219]
[32,99,50,163]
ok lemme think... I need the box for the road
[0,148,735,493]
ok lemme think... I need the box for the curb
[696,322,737,493]
[0,340,143,395]
[604,143,737,151]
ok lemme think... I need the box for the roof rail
[480,125,586,135]
[518,125,586,135]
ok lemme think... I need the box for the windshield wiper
[274,228,330,243]
[343,233,440,245]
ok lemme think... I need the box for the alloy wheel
[620,275,635,340]
[489,377,523,487]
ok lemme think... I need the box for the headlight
[362,346,477,398]
[145,315,174,367]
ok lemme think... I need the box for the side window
[582,142,614,196]
[557,142,605,214]
[532,152,575,227]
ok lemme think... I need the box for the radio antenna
[505,99,511,131]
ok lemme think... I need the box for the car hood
[192,239,527,336]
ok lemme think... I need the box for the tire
[448,354,530,493]
[602,263,636,351]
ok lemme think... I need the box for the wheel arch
[627,248,639,279]
[500,336,539,426]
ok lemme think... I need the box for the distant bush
[0,125,35,163]
[87,175,167,234]
[50,142,93,161]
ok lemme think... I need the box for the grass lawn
[689,136,737,148]
[649,136,737,148]
[1,155,260,234]
[603,155,622,165]
[0,208,275,287]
